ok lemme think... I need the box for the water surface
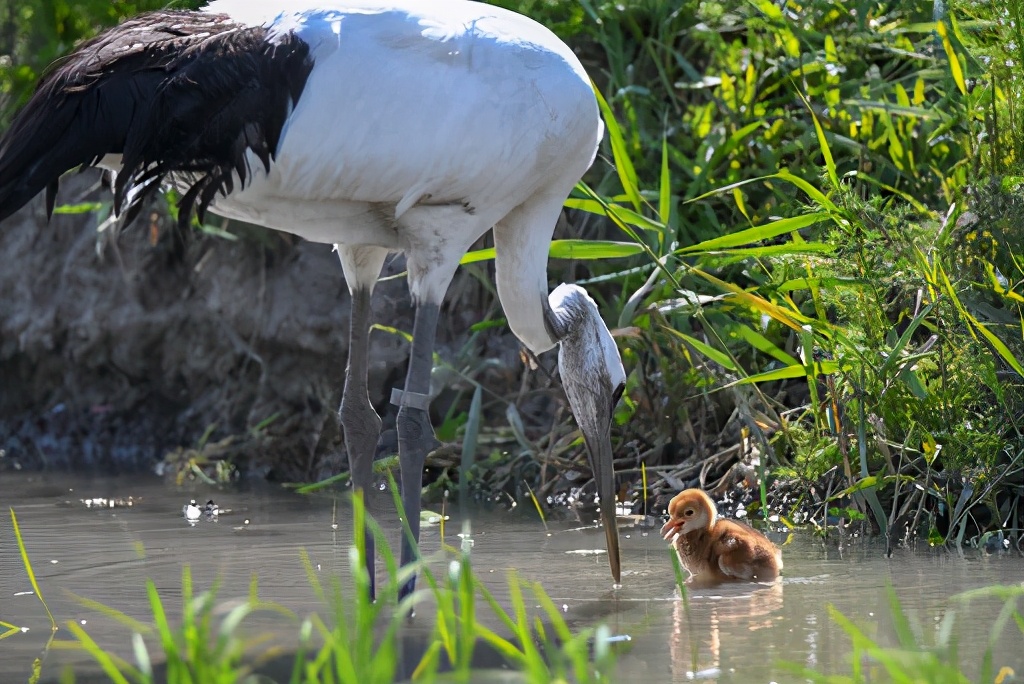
[1,473,1021,682]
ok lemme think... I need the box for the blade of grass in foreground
[66,621,135,684]
[10,508,57,631]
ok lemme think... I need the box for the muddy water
[1,473,1021,683]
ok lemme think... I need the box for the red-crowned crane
[0,0,626,598]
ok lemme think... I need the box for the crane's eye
[684,509,694,517]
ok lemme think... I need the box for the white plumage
[0,0,625,597]
[207,0,602,333]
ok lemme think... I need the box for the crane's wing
[0,11,312,226]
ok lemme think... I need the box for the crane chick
[661,489,782,585]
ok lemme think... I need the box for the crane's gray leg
[389,205,487,602]
[341,285,380,596]
[337,245,388,599]
[394,301,441,600]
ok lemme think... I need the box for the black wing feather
[0,10,313,228]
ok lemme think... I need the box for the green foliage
[550,0,1024,538]
[576,0,978,239]
[953,0,1024,176]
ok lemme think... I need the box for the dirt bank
[0,171,438,480]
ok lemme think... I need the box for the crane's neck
[490,202,608,358]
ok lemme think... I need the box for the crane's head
[546,283,626,584]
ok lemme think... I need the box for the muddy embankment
[0,171,506,481]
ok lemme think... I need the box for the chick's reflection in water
[668,580,785,679]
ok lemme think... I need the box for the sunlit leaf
[594,84,643,212]
[663,327,738,370]
[795,89,839,190]
[676,213,827,254]
[936,21,967,96]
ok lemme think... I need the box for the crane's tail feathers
[0,10,313,227]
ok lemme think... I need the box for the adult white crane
[0,0,626,597]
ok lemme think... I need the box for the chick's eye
[684,509,694,517]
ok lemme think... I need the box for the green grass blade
[965,310,1024,376]
[548,239,646,260]
[675,213,827,254]
[593,84,643,213]
[292,472,350,494]
[773,170,840,214]
[794,89,839,191]
[885,587,916,649]
[524,484,549,534]
[662,327,738,371]
[692,242,835,260]
[936,20,967,95]
[659,134,672,228]
[726,322,801,367]
[145,578,178,663]
[461,238,646,266]
[9,509,56,631]
[878,303,936,377]
[692,267,811,331]
[66,621,132,684]
[64,590,152,635]
[562,199,666,233]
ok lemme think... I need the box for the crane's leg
[337,245,389,599]
[394,300,441,600]
[391,205,488,602]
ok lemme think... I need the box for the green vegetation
[0,1,193,128]
[487,0,1024,548]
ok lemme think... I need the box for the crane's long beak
[584,423,621,584]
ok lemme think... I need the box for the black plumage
[0,10,313,228]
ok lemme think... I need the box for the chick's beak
[583,421,621,584]
[661,518,682,540]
